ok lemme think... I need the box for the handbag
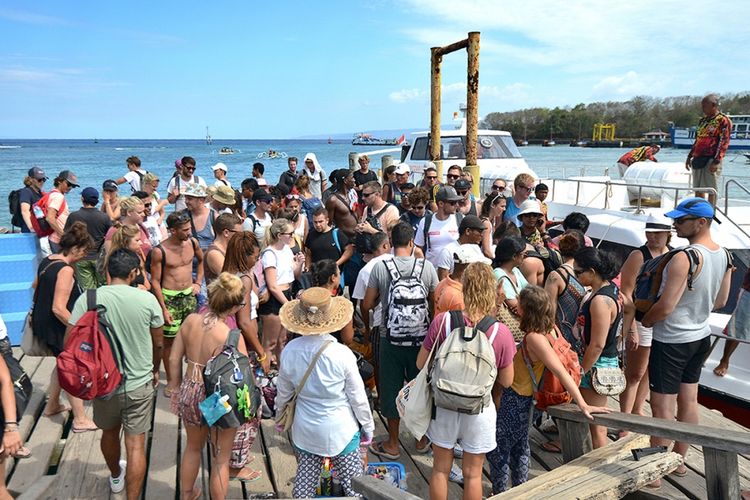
[275,341,333,432]
[397,314,448,440]
[21,260,60,357]
[0,351,33,422]
[496,275,524,342]
[353,351,374,381]
[590,366,626,396]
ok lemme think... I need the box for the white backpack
[431,311,498,415]
[384,258,430,347]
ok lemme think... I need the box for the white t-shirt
[303,166,327,199]
[166,174,207,212]
[243,211,273,247]
[124,169,147,192]
[261,246,295,285]
[353,253,394,327]
[214,179,232,188]
[0,314,7,341]
[435,242,486,273]
[414,214,460,266]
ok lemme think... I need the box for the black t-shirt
[353,170,378,200]
[65,207,113,260]
[17,187,43,233]
[306,228,350,262]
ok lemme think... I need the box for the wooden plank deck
[7,346,750,499]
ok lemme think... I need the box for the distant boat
[0,145,21,149]
[352,133,405,146]
[327,137,333,144]
[542,139,556,147]
[219,147,235,155]
[257,150,288,160]
[206,126,213,145]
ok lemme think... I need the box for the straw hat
[208,185,236,205]
[279,287,353,336]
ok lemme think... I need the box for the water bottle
[32,204,44,220]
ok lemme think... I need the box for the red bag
[57,290,124,400]
[30,190,65,238]
[521,326,581,410]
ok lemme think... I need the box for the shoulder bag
[21,260,61,357]
[496,274,524,342]
[275,341,333,432]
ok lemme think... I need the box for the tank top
[553,265,586,355]
[31,257,82,355]
[578,283,621,358]
[511,331,552,397]
[190,210,215,250]
[387,182,402,205]
[203,243,226,285]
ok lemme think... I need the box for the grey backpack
[384,258,430,346]
[430,311,498,415]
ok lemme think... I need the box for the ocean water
[1,138,749,228]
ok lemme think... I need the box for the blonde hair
[461,169,474,184]
[119,196,143,218]
[519,285,555,334]
[105,224,141,271]
[142,172,159,187]
[462,263,497,321]
[208,272,245,315]
[265,218,293,246]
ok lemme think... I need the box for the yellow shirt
[510,332,556,397]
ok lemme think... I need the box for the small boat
[206,127,212,145]
[352,133,405,146]
[219,147,235,155]
[327,137,333,144]
[542,139,556,147]
[0,145,21,149]
[257,150,288,160]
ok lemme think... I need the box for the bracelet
[257,353,267,362]
[4,422,16,426]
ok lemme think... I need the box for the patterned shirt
[618,146,658,166]
[689,113,732,161]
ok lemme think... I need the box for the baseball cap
[28,166,47,181]
[102,179,118,192]
[212,162,228,173]
[454,246,492,265]
[454,179,471,191]
[81,187,99,205]
[252,189,273,203]
[435,186,463,202]
[459,215,486,233]
[394,163,410,175]
[664,197,715,220]
[59,170,79,188]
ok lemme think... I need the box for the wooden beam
[558,418,592,463]
[351,475,422,500]
[704,447,741,500]
[434,39,469,56]
[548,404,750,454]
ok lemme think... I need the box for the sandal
[231,466,262,482]
[43,404,71,417]
[671,466,688,477]
[163,387,174,398]
[13,446,32,459]
[369,441,401,460]
[541,440,562,453]
[415,438,432,454]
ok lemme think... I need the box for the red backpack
[30,190,65,237]
[521,326,581,410]
[57,290,125,400]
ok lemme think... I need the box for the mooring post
[430,47,443,179]
[465,31,481,198]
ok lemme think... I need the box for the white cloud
[592,71,657,98]
[389,88,427,103]
[0,7,70,25]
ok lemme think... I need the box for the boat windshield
[409,135,523,160]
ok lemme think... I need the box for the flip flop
[43,404,71,417]
[671,466,688,477]
[369,441,401,460]
[72,424,98,433]
[13,446,32,459]
[231,467,262,482]
[163,387,174,398]
[415,438,432,454]
[541,440,562,453]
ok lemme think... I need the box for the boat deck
[9,350,750,499]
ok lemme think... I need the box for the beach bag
[384,259,430,346]
[275,341,332,432]
[201,329,261,428]
[22,260,63,357]
[591,366,626,396]
[431,311,498,415]
[30,190,65,238]
[0,351,33,423]
[633,246,702,321]
[496,275,524,342]
[57,290,125,400]
[521,327,581,410]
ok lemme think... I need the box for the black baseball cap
[28,166,47,181]
[58,170,79,188]
[102,179,118,192]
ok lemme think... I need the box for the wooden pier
[8,349,750,499]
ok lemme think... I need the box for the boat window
[474,135,523,159]
[442,137,465,159]
[410,137,430,161]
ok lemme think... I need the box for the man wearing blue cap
[65,187,112,289]
[641,197,733,483]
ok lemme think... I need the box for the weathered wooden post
[430,47,443,179]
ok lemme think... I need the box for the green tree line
[481,93,750,140]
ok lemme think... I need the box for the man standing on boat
[616,144,660,177]
[301,153,327,199]
[277,156,299,196]
[641,198,733,485]
[686,94,732,206]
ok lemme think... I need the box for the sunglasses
[362,191,376,198]
[184,166,196,171]
[143,203,152,209]
[412,205,426,211]
[457,191,468,196]
[674,216,700,225]
[492,184,506,190]
[518,185,533,191]
[445,200,459,205]
[426,176,438,180]
[446,174,460,180]
[280,231,294,236]
[286,194,301,200]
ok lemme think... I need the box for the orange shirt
[434,277,464,316]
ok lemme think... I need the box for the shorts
[428,402,497,454]
[258,288,292,316]
[636,321,653,348]
[93,382,155,435]
[726,289,750,340]
[163,287,197,337]
[378,337,421,419]
[692,162,722,191]
[580,355,620,390]
[649,337,711,394]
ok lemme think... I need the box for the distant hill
[297,126,453,141]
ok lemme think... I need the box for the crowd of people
[2,95,745,500]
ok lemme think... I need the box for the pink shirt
[422,312,517,369]
[47,190,69,244]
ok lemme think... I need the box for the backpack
[431,311,498,415]
[521,327,581,410]
[131,170,147,192]
[526,245,562,281]
[8,189,23,228]
[201,329,261,428]
[144,238,199,284]
[633,246,703,320]
[57,289,125,400]
[422,211,464,252]
[355,203,392,254]
[30,190,65,237]
[384,258,430,346]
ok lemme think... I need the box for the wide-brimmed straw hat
[207,185,236,205]
[279,287,353,336]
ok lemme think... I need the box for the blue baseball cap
[664,197,715,220]
[81,187,100,205]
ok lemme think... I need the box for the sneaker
[449,463,464,485]
[109,459,127,493]
[453,443,464,459]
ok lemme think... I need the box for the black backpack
[202,329,261,428]
[422,211,464,251]
[8,189,23,228]
[526,245,563,281]
[356,203,392,254]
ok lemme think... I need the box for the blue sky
[1,0,749,139]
